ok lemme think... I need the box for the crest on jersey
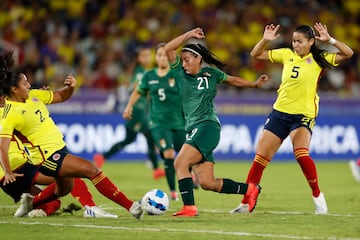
[32,97,39,102]
[134,123,141,131]
[159,139,166,148]
[168,78,175,87]
[52,153,61,161]
[306,57,312,64]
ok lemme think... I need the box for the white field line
[1,220,359,240]
[0,205,356,217]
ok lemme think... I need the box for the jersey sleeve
[324,52,339,66]
[213,68,227,83]
[268,48,291,64]
[29,89,54,104]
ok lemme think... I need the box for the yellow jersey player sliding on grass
[0,51,143,219]
[0,51,119,218]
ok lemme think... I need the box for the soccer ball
[141,189,169,215]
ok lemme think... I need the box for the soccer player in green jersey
[123,43,185,201]
[165,28,269,217]
[232,23,353,215]
[93,47,165,180]
[0,55,143,219]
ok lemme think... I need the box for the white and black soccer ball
[141,189,169,215]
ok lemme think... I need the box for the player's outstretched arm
[52,74,77,103]
[313,22,353,64]
[250,24,280,60]
[165,27,205,64]
[123,83,142,120]
[0,137,23,185]
[226,74,269,88]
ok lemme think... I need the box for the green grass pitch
[0,161,359,240]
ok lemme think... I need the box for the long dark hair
[0,50,22,96]
[181,44,226,70]
[294,25,332,69]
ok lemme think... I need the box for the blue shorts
[264,109,315,140]
[0,162,39,203]
[39,147,69,177]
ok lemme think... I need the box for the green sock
[220,178,248,194]
[164,158,176,191]
[178,178,194,205]
[103,142,124,159]
[148,149,159,169]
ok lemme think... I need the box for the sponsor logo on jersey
[204,72,211,77]
[149,80,159,85]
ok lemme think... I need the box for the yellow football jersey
[0,89,65,165]
[0,108,30,180]
[269,48,338,117]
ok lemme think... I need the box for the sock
[103,142,124,159]
[91,171,133,210]
[32,183,59,209]
[220,178,248,194]
[295,148,320,197]
[164,158,176,191]
[71,178,96,207]
[245,154,271,184]
[144,131,159,170]
[178,178,194,205]
[104,128,137,159]
[37,199,61,216]
[148,149,159,170]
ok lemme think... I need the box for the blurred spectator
[0,0,358,101]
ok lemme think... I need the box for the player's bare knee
[198,178,215,191]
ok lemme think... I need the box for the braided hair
[294,25,332,70]
[181,44,226,70]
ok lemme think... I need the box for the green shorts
[151,126,186,152]
[185,121,220,162]
[125,106,150,132]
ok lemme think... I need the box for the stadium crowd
[0,0,359,101]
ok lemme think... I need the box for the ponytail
[181,44,226,70]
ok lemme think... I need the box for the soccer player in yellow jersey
[0,56,143,219]
[0,96,117,218]
[231,23,353,215]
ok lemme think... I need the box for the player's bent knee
[197,179,215,191]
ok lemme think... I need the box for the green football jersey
[130,65,148,111]
[171,56,227,131]
[137,68,185,130]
